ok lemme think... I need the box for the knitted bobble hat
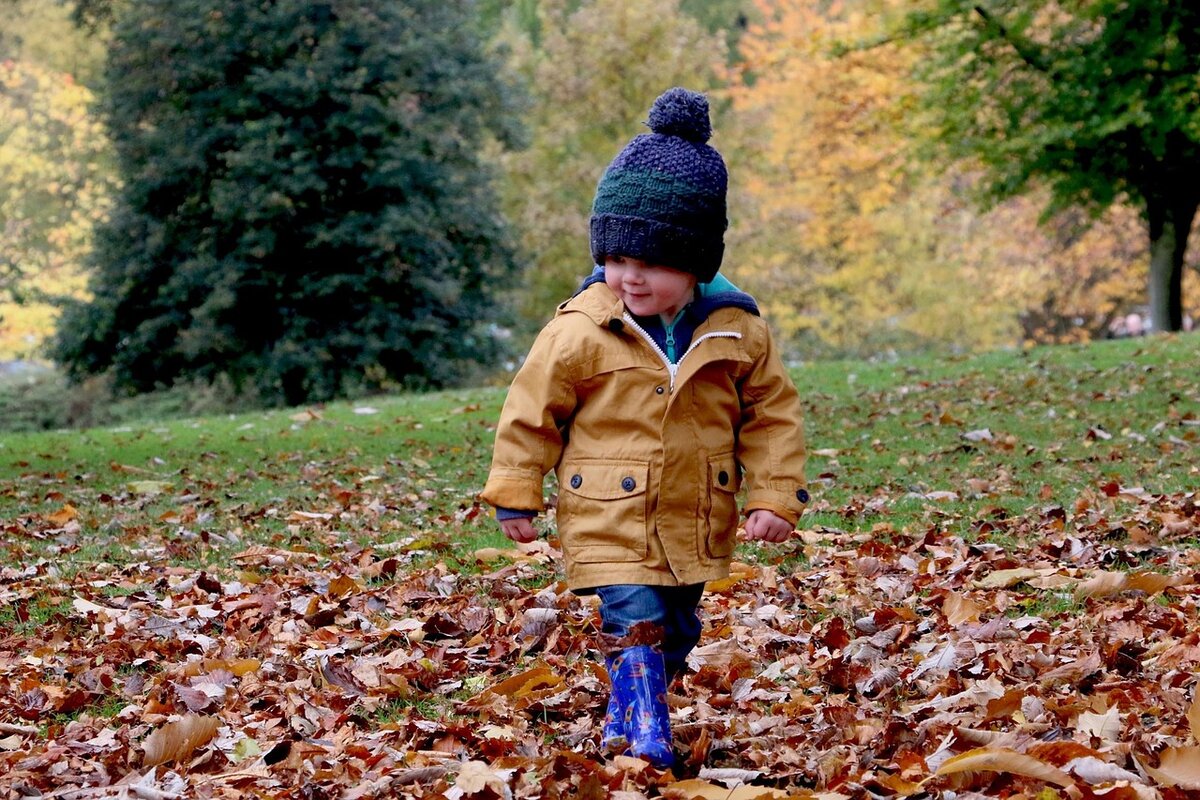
[589,87,728,283]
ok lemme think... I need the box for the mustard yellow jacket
[480,282,807,591]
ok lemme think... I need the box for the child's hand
[500,517,539,543]
[743,510,794,543]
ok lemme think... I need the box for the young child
[480,87,808,768]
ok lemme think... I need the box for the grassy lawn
[0,332,1197,797]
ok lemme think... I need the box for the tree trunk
[1145,194,1198,333]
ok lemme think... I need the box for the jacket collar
[566,265,760,326]
[557,280,626,329]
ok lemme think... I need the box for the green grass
[1,334,1197,579]
[1005,589,1088,624]
[790,334,1198,543]
[0,591,71,637]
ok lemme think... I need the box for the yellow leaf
[455,760,513,794]
[45,504,78,526]
[1076,708,1121,742]
[327,574,360,598]
[1074,570,1127,599]
[1125,571,1185,594]
[473,547,538,563]
[706,562,758,593]
[1188,694,1200,743]
[127,481,172,495]
[1075,570,1184,600]
[472,665,563,703]
[1141,746,1200,789]
[972,568,1042,589]
[664,779,789,799]
[932,747,1072,788]
[942,592,983,625]
[141,714,220,767]
[182,658,261,677]
[287,510,333,522]
[473,547,507,562]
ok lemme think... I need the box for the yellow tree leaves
[0,1,115,359]
[724,0,1156,356]
[725,0,934,350]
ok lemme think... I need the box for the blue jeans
[596,583,704,681]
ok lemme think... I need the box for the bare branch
[973,4,1052,71]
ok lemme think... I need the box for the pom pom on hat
[646,87,712,143]
[589,88,728,282]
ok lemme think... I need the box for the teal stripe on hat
[592,168,726,229]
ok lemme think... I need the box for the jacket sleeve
[480,320,578,512]
[736,322,808,525]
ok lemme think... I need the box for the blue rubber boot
[601,652,630,752]
[612,645,674,768]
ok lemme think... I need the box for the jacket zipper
[622,312,743,393]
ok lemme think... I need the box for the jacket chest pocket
[556,459,649,563]
[705,454,741,558]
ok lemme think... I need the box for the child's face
[604,256,698,321]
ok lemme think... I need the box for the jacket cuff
[744,486,809,526]
[480,469,545,512]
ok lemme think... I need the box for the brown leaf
[856,665,900,697]
[173,682,219,713]
[1074,570,1128,599]
[972,568,1042,589]
[1076,707,1121,742]
[45,504,78,526]
[912,643,958,678]
[142,714,220,767]
[1063,756,1143,785]
[1141,746,1200,789]
[454,760,514,794]
[1038,652,1102,689]
[931,747,1072,788]
[182,658,261,678]
[663,779,788,799]
[326,574,360,598]
[1188,694,1200,743]
[1125,571,1186,594]
[320,659,366,696]
[942,592,983,625]
[471,665,564,703]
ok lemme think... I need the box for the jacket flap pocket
[709,455,740,494]
[696,336,752,364]
[560,459,649,501]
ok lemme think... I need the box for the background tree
[0,0,112,359]
[726,0,1026,355]
[53,0,524,404]
[494,0,725,335]
[903,0,1200,333]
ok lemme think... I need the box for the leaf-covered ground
[1,335,1198,799]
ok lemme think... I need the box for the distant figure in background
[1125,312,1145,337]
[480,88,808,769]
[1108,311,1148,339]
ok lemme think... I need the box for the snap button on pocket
[796,488,810,503]
[718,470,729,486]
[621,477,636,492]
[570,474,583,489]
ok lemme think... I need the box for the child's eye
[609,255,626,265]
